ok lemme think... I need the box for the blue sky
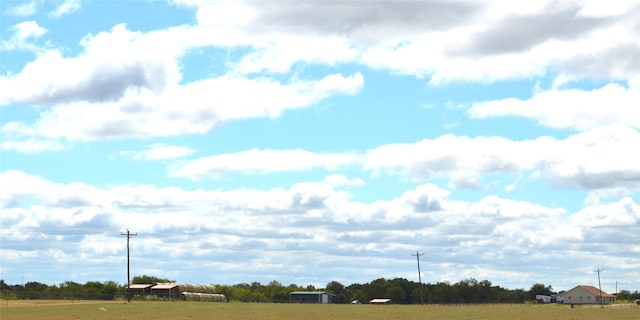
[1,0,639,294]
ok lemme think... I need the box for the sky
[0,0,639,294]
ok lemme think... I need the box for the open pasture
[1,301,638,320]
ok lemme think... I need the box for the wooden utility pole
[594,268,604,308]
[121,229,137,302]
[412,251,425,304]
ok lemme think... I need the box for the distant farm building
[560,285,616,305]
[151,283,180,300]
[178,284,217,294]
[127,284,152,297]
[370,298,392,304]
[131,283,225,302]
[181,292,227,302]
[178,284,226,302]
[289,291,334,304]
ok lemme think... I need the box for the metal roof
[129,284,152,289]
[290,291,332,295]
[152,283,179,289]
[571,285,615,297]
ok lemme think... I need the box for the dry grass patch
[1,301,638,320]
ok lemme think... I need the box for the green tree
[132,275,174,284]
[325,281,347,303]
[529,283,553,300]
[386,285,407,304]
[265,280,288,302]
[24,281,47,299]
[100,281,120,300]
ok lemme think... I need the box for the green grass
[1,301,639,320]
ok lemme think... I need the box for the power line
[412,251,425,305]
[121,229,137,303]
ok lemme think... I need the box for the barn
[127,283,153,298]
[560,285,616,305]
[289,291,334,304]
[151,283,180,300]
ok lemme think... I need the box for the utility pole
[412,251,425,304]
[594,268,604,308]
[121,229,137,302]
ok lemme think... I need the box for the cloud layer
[1,0,639,292]
[1,170,638,288]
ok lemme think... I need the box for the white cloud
[122,144,195,160]
[323,174,365,188]
[1,138,67,153]
[13,21,47,41]
[170,149,360,179]
[469,83,640,130]
[166,126,640,192]
[4,1,37,17]
[170,0,640,83]
[0,24,181,105]
[571,197,640,228]
[363,126,640,191]
[231,35,357,75]
[48,0,81,19]
[1,21,48,52]
[2,170,636,288]
[0,21,363,143]
[1,71,363,142]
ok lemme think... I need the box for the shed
[370,298,392,304]
[560,285,616,305]
[127,284,152,297]
[289,291,334,304]
[151,283,180,300]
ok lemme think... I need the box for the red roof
[578,285,615,297]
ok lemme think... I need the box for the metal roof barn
[289,291,334,304]
[127,284,152,297]
[151,283,180,300]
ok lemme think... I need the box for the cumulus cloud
[2,0,638,290]
[364,126,640,191]
[0,24,181,105]
[455,4,612,56]
[162,126,640,192]
[165,125,640,192]
[1,21,48,52]
[178,0,482,39]
[171,0,640,83]
[1,170,637,288]
[469,83,640,130]
[1,71,363,142]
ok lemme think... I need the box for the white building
[560,285,616,305]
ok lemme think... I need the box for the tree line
[2,276,639,304]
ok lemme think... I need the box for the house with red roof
[560,285,616,305]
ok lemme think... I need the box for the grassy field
[1,300,639,320]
